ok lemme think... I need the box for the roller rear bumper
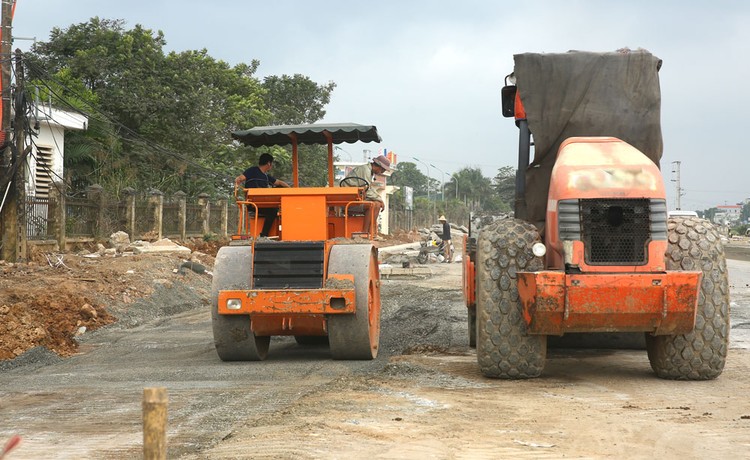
[517,271,702,335]
[217,274,356,315]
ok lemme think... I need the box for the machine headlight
[226,298,242,310]
[532,242,546,258]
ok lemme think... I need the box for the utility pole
[429,162,446,202]
[12,48,26,260]
[0,0,15,261]
[671,161,684,210]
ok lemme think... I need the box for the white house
[713,204,742,225]
[27,106,88,197]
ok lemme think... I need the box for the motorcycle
[416,238,451,264]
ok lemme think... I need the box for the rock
[152,238,179,247]
[97,243,106,255]
[104,248,117,256]
[132,238,191,254]
[108,231,131,252]
[74,326,87,337]
[0,305,9,314]
[179,261,206,275]
[80,303,98,320]
[153,279,171,287]
[31,327,47,340]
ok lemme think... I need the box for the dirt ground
[0,231,420,363]
[196,252,750,459]
[0,239,218,360]
[1,233,749,458]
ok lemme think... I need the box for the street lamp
[411,156,431,201]
[429,163,446,201]
[334,146,352,161]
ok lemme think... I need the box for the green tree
[453,167,493,211]
[493,165,516,207]
[701,207,718,221]
[741,202,750,223]
[389,162,428,196]
[26,17,336,196]
[262,74,335,125]
[259,74,337,187]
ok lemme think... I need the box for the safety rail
[233,186,375,240]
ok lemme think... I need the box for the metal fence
[65,197,97,237]
[185,203,203,234]
[209,203,223,233]
[162,201,179,236]
[134,199,154,237]
[24,185,231,250]
[227,203,239,235]
[101,201,128,237]
[25,184,469,251]
[26,196,51,240]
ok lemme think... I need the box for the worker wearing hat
[344,155,392,236]
[439,215,452,263]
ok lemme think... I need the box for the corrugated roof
[231,123,381,147]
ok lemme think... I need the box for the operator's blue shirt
[242,166,277,188]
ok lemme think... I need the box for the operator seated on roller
[234,153,290,237]
[343,154,391,236]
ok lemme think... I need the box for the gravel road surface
[1,251,749,458]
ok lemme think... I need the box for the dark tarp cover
[514,49,663,227]
[232,123,381,147]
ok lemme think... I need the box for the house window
[35,145,54,197]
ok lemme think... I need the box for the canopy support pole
[323,131,334,187]
[289,132,299,187]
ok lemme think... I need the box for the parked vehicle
[463,51,729,380]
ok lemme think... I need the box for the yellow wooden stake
[142,387,168,460]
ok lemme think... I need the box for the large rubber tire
[211,246,270,361]
[327,244,381,360]
[646,217,729,380]
[476,218,547,379]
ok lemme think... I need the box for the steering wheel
[339,176,369,193]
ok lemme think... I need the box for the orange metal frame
[544,137,666,272]
[464,136,705,337]
[514,137,703,335]
[462,235,475,308]
[218,288,356,315]
[217,248,359,336]
[517,271,701,335]
[221,128,380,338]
[233,187,376,240]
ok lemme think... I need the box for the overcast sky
[13,1,750,211]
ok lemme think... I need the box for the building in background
[26,105,88,197]
[713,204,742,225]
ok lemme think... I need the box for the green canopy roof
[231,123,381,147]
